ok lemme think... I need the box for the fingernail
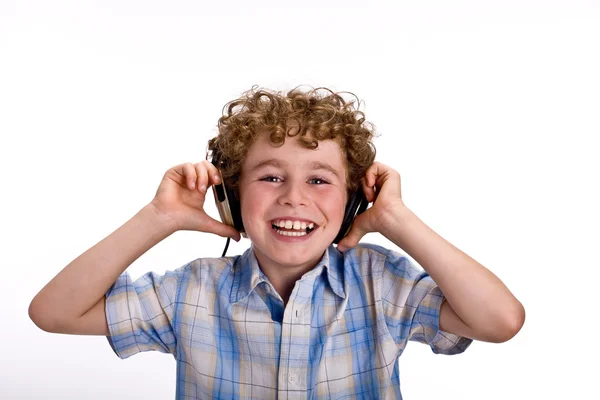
[200,185,206,193]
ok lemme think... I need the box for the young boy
[29,86,525,399]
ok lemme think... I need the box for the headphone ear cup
[333,188,369,244]
[209,150,246,237]
[223,183,245,235]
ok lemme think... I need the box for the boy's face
[239,131,348,273]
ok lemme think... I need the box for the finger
[193,162,208,194]
[179,162,197,190]
[366,162,388,188]
[370,162,402,199]
[203,160,222,186]
[361,177,377,203]
[362,163,383,202]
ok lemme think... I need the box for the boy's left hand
[337,162,406,252]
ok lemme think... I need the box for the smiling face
[238,130,348,275]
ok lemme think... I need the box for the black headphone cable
[221,237,230,258]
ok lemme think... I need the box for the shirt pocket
[317,327,378,397]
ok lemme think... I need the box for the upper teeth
[273,220,315,230]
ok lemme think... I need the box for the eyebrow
[249,158,341,178]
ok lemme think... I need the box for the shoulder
[177,254,240,286]
[339,243,427,300]
[116,255,239,295]
[340,242,389,264]
[338,243,391,287]
[340,243,415,276]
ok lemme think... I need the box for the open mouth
[271,222,316,237]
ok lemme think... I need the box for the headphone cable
[221,237,230,258]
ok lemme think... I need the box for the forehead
[242,132,347,177]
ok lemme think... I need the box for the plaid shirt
[105,243,472,399]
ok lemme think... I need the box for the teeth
[275,230,308,237]
[271,219,316,239]
[273,219,316,231]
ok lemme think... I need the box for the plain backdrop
[1,1,598,399]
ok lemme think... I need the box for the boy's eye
[309,178,329,185]
[259,175,329,185]
[261,175,282,183]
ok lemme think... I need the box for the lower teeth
[278,230,306,237]
[272,226,313,237]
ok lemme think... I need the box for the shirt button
[288,373,298,384]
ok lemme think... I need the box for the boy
[29,86,525,399]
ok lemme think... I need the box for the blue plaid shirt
[105,243,472,399]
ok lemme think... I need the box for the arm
[379,206,525,343]
[28,204,175,335]
[28,161,240,336]
[336,162,525,344]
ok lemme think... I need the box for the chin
[271,249,326,269]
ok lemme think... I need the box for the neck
[252,245,325,305]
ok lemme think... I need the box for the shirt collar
[230,244,346,304]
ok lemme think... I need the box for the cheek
[239,187,269,220]
[320,189,347,220]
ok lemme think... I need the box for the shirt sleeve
[381,248,473,355]
[104,268,181,359]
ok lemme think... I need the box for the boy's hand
[337,162,406,252]
[149,161,241,241]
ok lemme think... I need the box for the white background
[1,1,598,399]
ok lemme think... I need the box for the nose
[277,182,310,207]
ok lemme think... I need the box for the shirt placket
[277,278,312,400]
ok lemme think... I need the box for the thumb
[336,223,366,252]
[203,216,241,242]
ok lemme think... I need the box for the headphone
[207,147,370,257]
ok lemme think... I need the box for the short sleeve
[105,269,181,359]
[381,249,473,355]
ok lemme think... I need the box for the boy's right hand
[149,161,241,241]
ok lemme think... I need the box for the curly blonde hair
[207,85,378,199]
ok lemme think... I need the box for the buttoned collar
[230,244,346,304]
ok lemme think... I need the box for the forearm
[29,204,175,330]
[379,205,525,338]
